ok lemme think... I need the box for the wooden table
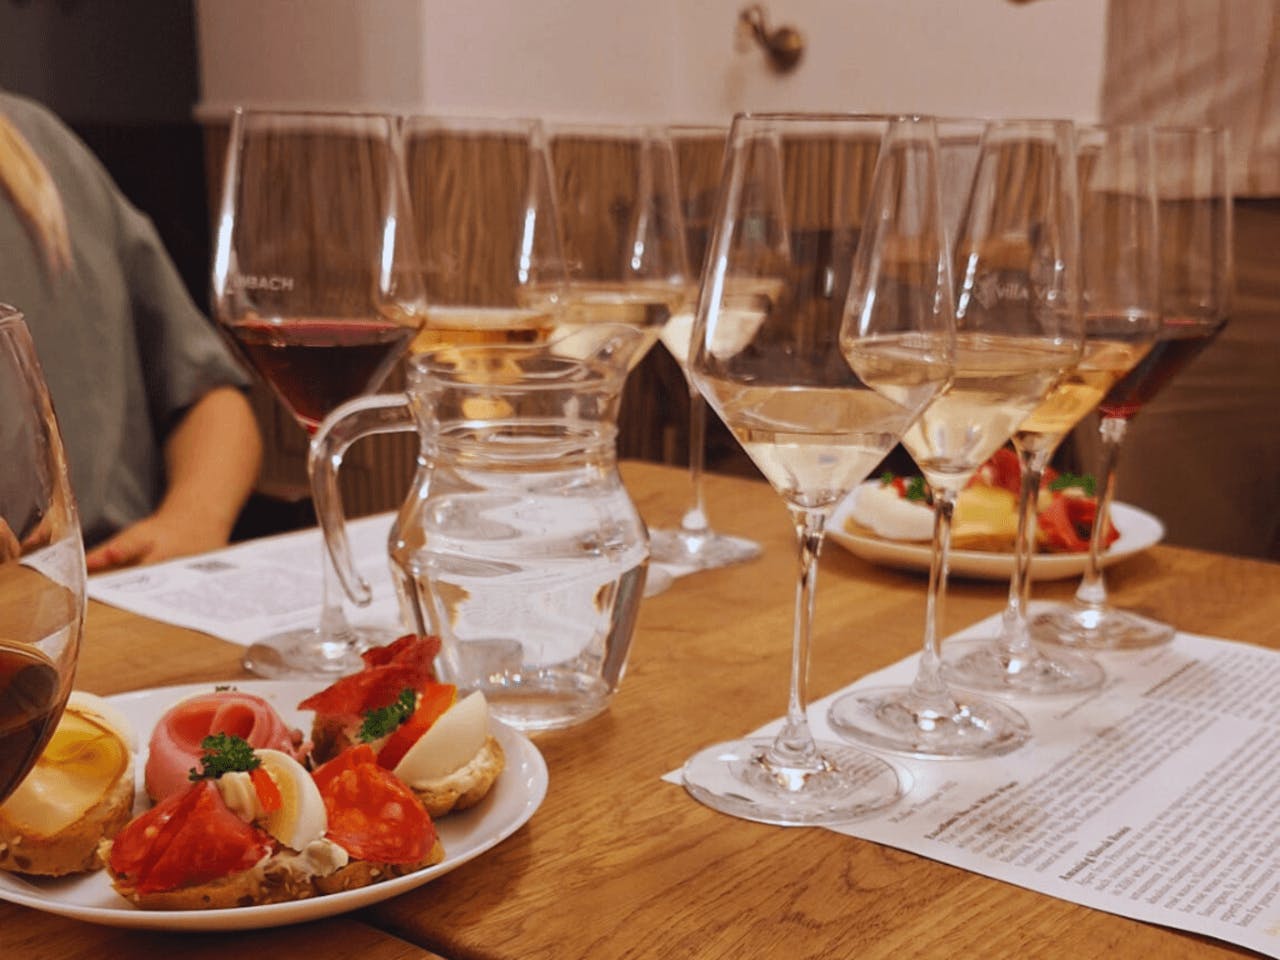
[4,461,1277,959]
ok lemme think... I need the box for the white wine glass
[828,118,1082,757]
[943,124,1160,694]
[1032,125,1232,650]
[544,123,691,370]
[0,305,85,802]
[681,114,951,826]
[212,109,425,679]
[650,125,761,570]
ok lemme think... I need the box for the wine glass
[1031,125,1232,651]
[0,305,85,802]
[543,123,690,371]
[827,118,1082,757]
[681,114,951,826]
[943,124,1160,694]
[212,109,425,679]
[649,125,762,570]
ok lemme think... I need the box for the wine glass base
[827,685,1031,759]
[648,528,762,571]
[242,624,395,680]
[643,566,675,598]
[1029,603,1175,651]
[681,737,906,826]
[942,638,1105,697]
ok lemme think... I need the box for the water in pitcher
[400,424,648,731]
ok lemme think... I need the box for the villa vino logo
[236,274,295,292]
[972,270,1030,311]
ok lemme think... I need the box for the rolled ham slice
[145,692,302,802]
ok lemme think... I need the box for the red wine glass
[1032,126,1232,650]
[0,305,85,802]
[212,110,425,679]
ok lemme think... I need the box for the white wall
[195,0,1107,123]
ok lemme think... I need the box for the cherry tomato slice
[376,683,457,770]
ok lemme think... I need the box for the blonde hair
[0,112,71,274]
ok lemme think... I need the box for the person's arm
[85,386,263,571]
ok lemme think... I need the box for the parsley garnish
[189,733,260,781]
[904,476,929,502]
[1049,472,1096,497]
[879,471,895,486]
[358,688,417,742]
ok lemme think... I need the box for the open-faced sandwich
[103,732,443,909]
[299,634,505,817]
[845,448,1119,553]
[0,691,136,877]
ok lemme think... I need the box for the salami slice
[109,780,274,894]
[312,745,437,864]
[298,634,440,719]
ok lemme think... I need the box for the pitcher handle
[309,392,416,607]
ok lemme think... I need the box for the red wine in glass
[1098,315,1227,420]
[0,643,62,801]
[227,317,414,433]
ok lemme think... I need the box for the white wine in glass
[828,119,1082,758]
[681,114,951,826]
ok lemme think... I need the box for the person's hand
[85,510,232,572]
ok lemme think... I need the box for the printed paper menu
[670,610,1280,957]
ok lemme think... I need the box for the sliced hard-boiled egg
[0,695,132,835]
[849,483,933,541]
[394,691,489,787]
[255,748,327,851]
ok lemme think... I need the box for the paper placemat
[666,609,1280,958]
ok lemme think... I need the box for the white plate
[829,500,1164,581]
[0,680,547,931]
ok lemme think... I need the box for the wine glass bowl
[828,118,1082,757]
[543,123,691,371]
[212,109,424,679]
[0,305,85,803]
[402,116,565,354]
[680,114,951,825]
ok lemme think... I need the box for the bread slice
[105,843,315,910]
[407,735,505,817]
[0,757,134,876]
[312,837,446,895]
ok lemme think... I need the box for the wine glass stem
[317,532,359,654]
[911,488,958,704]
[680,378,711,535]
[1075,415,1128,609]
[1001,440,1054,657]
[768,507,828,771]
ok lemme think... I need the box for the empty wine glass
[681,114,951,826]
[1032,125,1232,651]
[650,125,761,570]
[0,305,85,802]
[828,119,1082,758]
[943,124,1160,694]
[212,109,425,679]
